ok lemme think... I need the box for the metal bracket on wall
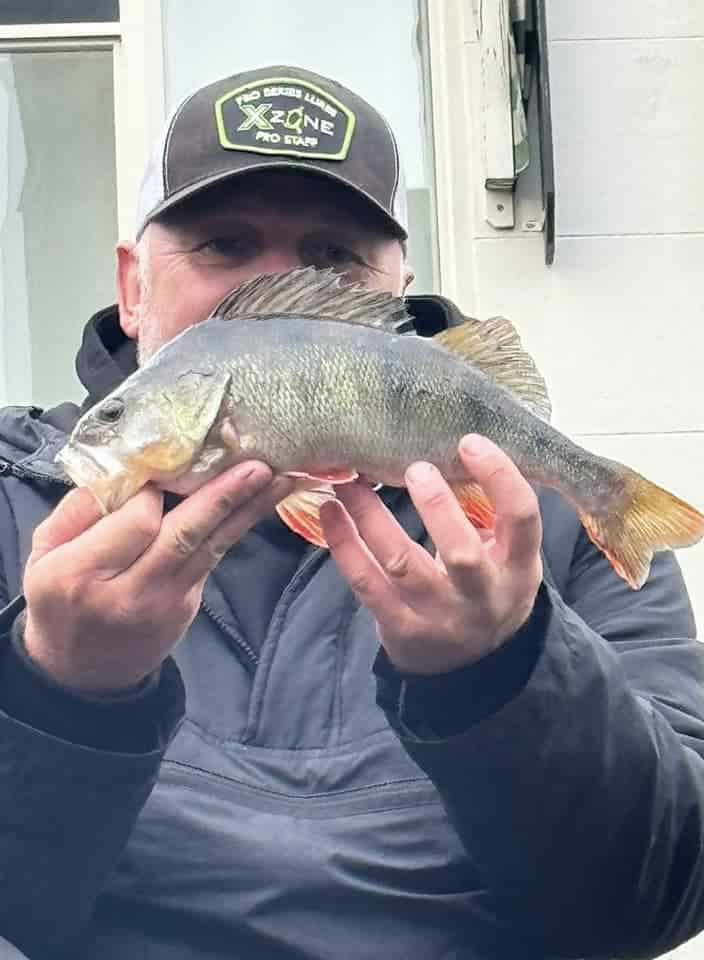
[479,0,516,230]
[478,0,556,263]
[535,0,555,264]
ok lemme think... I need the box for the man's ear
[403,267,415,293]
[117,241,142,340]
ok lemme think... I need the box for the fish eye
[97,398,125,423]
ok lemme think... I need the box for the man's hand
[320,435,543,674]
[23,463,294,693]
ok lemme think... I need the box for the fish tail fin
[578,469,704,589]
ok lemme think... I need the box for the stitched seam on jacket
[332,599,363,748]
[181,714,392,750]
[0,481,21,603]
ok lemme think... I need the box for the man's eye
[323,244,354,264]
[305,239,365,269]
[196,236,254,259]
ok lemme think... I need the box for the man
[0,64,703,960]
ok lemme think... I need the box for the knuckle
[348,568,374,596]
[172,525,201,557]
[129,493,163,538]
[442,546,481,573]
[63,576,90,607]
[420,487,449,513]
[30,572,88,612]
[203,535,230,564]
[215,493,236,515]
[382,550,412,579]
[507,494,540,529]
[133,511,162,544]
[110,598,141,628]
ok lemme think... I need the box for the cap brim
[138,160,407,241]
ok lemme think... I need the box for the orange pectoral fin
[451,481,496,529]
[284,469,359,484]
[276,484,337,547]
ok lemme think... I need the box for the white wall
[431,0,704,632]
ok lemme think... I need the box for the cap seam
[162,90,202,196]
[377,110,400,215]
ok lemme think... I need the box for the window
[0,1,120,24]
[0,49,118,407]
[0,3,160,408]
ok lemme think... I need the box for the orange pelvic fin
[284,469,359,484]
[451,481,496,529]
[276,484,336,547]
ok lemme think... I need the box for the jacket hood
[76,304,138,408]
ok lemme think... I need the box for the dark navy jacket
[0,300,703,960]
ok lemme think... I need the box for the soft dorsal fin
[434,315,552,421]
[213,266,412,333]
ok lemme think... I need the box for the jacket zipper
[259,546,327,650]
[200,598,260,672]
[0,457,73,486]
[200,547,325,674]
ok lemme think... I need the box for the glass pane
[0,1,119,24]
[162,0,438,294]
[0,51,118,408]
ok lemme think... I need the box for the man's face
[118,171,411,364]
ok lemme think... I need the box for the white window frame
[0,0,166,241]
[426,0,478,307]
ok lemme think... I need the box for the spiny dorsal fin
[213,266,411,333]
[434,315,552,421]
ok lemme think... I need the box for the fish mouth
[56,442,148,513]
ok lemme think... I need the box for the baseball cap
[136,64,408,240]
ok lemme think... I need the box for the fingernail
[239,461,270,483]
[406,462,436,485]
[460,435,490,457]
[319,498,343,520]
[271,475,295,496]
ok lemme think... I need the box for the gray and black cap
[136,64,407,240]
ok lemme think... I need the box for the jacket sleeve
[377,503,704,959]
[0,488,185,959]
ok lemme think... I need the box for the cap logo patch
[215,77,356,161]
